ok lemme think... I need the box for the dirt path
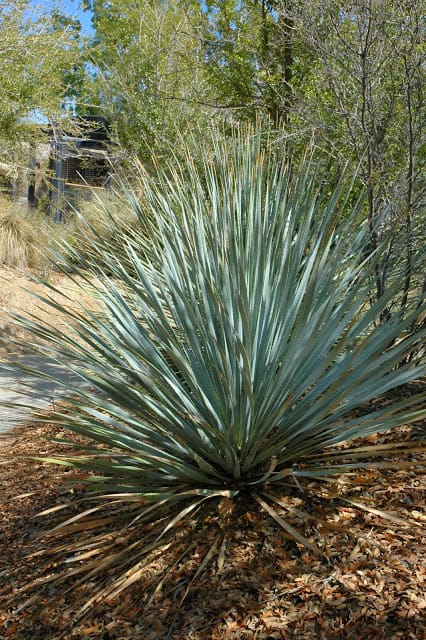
[0,266,94,433]
[0,265,92,360]
[0,354,85,434]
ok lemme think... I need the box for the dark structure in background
[48,116,112,221]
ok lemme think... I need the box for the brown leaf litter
[0,385,425,640]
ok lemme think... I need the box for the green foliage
[15,128,425,612]
[0,0,83,151]
[290,0,425,317]
[81,0,212,161]
[204,0,295,123]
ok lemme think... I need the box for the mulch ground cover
[0,384,425,640]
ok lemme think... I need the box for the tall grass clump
[0,198,41,269]
[0,197,64,271]
[14,129,425,614]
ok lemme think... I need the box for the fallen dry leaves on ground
[0,386,425,640]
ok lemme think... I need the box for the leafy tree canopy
[0,0,83,160]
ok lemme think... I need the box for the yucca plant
[58,190,140,273]
[11,129,425,615]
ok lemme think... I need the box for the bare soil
[0,265,95,360]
